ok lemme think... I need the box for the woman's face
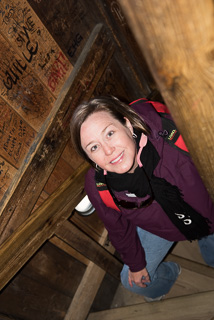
[80,111,138,174]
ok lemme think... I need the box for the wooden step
[110,254,214,309]
[171,240,206,265]
[166,253,214,279]
[87,290,214,320]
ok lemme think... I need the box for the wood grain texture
[55,220,122,280]
[0,272,71,320]
[21,241,86,298]
[64,229,116,320]
[0,0,72,97]
[119,0,214,200]
[70,210,105,243]
[50,235,90,266]
[166,253,214,279]
[94,55,141,100]
[0,162,89,290]
[0,157,17,202]
[0,242,86,320]
[44,156,74,195]
[61,140,84,170]
[28,0,92,65]
[88,290,214,320]
[95,0,153,94]
[0,33,55,132]
[0,23,114,244]
[0,97,36,167]
[171,240,208,265]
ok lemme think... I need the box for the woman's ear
[124,117,134,135]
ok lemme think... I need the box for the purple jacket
[84,101,214,272]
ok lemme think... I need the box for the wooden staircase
[87,242,214,320]
[88,291,214,320]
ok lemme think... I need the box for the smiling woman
[70,95,214,302]
[80,111,138,174]
[70,96,149,167]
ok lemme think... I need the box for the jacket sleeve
[84,168,147,272]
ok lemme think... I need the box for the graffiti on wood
[0,99,35,168]
[95,66,115,96]
[0,157,17,201]
[27,0,90,64]
[0,0,72,96]
[0,33,55,131]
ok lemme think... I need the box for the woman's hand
[128,267,150,288]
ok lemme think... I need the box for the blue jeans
[120,228,214,299]
[198,234,214,267]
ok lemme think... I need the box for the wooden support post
[64,229,116,320]
[119,0,214,200]
[50,236,90,266]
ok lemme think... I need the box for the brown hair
[70,96,150,168]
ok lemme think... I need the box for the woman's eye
[91,145,98,152]
[107,130,114,137]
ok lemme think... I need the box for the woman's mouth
[110,151,124,164]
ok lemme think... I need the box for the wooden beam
[0,162,89,290]
[88,290,214,320]
[119,0,214,201]
[49,236,90,266]
[64,229,116,320]
[0,23,115,244]
[96,0,154,93]
[166,254,214,279]
[0,158,122,290]
[55,220,122,280]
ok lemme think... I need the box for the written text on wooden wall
[0,0,72,202]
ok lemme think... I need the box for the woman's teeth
[111,152,124,164]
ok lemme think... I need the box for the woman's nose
[103,143,114,155]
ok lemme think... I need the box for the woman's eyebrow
[85,123,113,149]
[102,123,113,134]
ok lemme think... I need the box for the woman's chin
[109,164,137,174]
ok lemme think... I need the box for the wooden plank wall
[0,0,72,238]
[0,0,154,319]
[0,0,153,244]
